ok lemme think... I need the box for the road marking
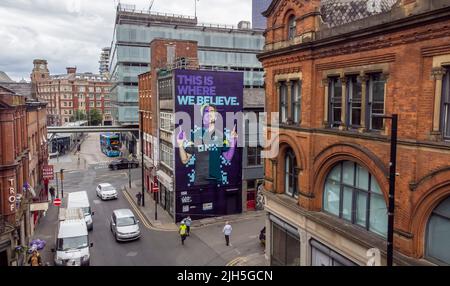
[234,249,241,255]
[93,200,102,205]
[226,257,244,266]
[126,252,138,257]
[122,190,152,229]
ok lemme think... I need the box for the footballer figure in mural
[177,104,238,187]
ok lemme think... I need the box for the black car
[108,158,139,170]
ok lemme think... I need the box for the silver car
[110,209,141,242]
[96,183,118,201]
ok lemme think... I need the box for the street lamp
[140,111,145,207]
[373,113,398,267]
[60,169,65,199]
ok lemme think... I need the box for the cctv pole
[140,112,145,207]
[55,172,59,199]
[60,169,65,199]
[387,114,398,267]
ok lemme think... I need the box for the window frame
[328,77,342,128]
[425,196,450,265]
[366,73,386,131]
[279,82,288,124]
[323,161,387,237]
[287,15,296,41]
[284,149,298,198]
[291,80,302,124]
[441,68,450,140]
[346,75,362,129]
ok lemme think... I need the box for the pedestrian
[223,221,232,246]
[136,192,142,206]
[179,221,187,245]
[28,250,42,266]
[49,186,55,202]
[185,216,192,236]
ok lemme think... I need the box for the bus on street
[100,133,121,157]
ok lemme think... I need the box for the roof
[99,183,113,188]
[0,82,33,98]
[113,209,134,218]
[58,220,88,238]
[0,71,14,83]
[320,0,398,28]
[262,0,398,28]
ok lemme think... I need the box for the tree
[88,109,103,126]
[70,110,87,122]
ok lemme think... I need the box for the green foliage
[88,109,103,126]
[70,110,87,122]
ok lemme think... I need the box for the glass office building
[252,0,272,30]
[110,4,265,124]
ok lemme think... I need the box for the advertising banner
[174,69,243,222]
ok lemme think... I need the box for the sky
[0,0,254,81]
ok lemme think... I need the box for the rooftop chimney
[66,67,77,74]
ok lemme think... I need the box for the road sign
[53,198,62,207]
[152,186,159,193]
[43,165,54,180]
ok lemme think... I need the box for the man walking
[49,186,55,202]
[136,192,142,206]
[223,221,232,246]
[185,216,192,236]
[179,221,188,245]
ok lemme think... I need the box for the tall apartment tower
[99,47,111,76]
[252,0,271,30]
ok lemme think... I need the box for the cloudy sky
[0,0,254,81]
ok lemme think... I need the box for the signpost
[53,198,62,207]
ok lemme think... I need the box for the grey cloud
[0,0,252,81]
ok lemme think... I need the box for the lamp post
[140,112,145,207]
[373,114,398,266]
[60,169,65,199]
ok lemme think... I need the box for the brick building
[31,60,112,126]
[0,86,30,266]
[258,0,450,266]
[139,38,265,219]
[139,39,200,217]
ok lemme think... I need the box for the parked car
[96,183,118,201]
[110,209,141,242]
[108,158,139,170]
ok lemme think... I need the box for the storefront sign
[42,165,54,180]
[8,179,16,212]
[30,203,49,212]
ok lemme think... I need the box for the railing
[118,4,196,20]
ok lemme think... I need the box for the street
[33,133,265,266]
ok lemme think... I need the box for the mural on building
[174,69,243,222]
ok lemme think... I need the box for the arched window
[288,15,296,41]
[285,149,298,198]
[426,196,450,265]
[323,161,387,237]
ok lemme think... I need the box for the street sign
[152,186,159,193]
[53,198,62,207]
[43,165,54,180]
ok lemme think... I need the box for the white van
[53,208,93,266]
[67,191,94,230]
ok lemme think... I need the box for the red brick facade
[138,39,199,192]
[259,0,450,265]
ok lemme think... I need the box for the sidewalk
[124,180,266,232]
[124,182,178,231]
